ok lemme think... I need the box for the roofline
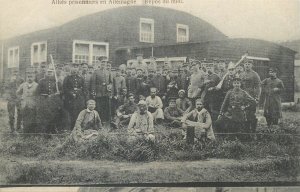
[116,38,298,54]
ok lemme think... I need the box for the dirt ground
[0,99,299,184]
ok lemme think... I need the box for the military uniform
[36,76,63,133]
[81,72,92,101]
[217,87,255,138]
[201,72,221,122]
[126,75,138,95]
[90,68,111,122]
[63,73,85,128]
[4,76,24,132]
[240,69,261,132]
[261,76,284,126]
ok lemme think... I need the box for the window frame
[7,46,19,68]
[139,18,154,43]
[72,40,109,65]
[176,23,189,43]
[31,41,47,66]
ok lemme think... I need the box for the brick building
[0,6,296,102]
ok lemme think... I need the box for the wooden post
[186,126,195,145]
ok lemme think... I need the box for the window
[7,47,19,68]
[31,41,47,66]
[177,24,189,43]
[73,40,109,64]
[140,18,154,43]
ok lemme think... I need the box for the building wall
[118,39,296,102]
[1,6,227,79]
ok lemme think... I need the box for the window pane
[93,44,106,56]
[178,28,187,36]
[40,43,46,61]
[141,23,152,32]
[75,43,89,55]
[14,49,19,67]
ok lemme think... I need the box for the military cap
[70,62,80,66]
[168,97,177,103]
[88,65,94,69]
[191,60,201,66]
[56,63,64,69]
[111,67,117,71]
[171,69,178,73]
[98,56,108,61]
[182,62,189,67]
[136,67,143,72]
[40,62,47,66]
[269,67,278,73]
[128,93,135,98]
[81,62,88,66]
[244,58,254,64]
[178,89,186,94]
[150,87,157,92]
[138,100,147,106]
[107,60,112,64]
[148,68,155,72]
[233,77,241,82]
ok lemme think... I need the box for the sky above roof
[0,0,299,42]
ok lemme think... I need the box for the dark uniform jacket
[261,77,284,118]
[90,69,110,97]
[240,70,261,100]
[220,88,255,122]
[63,74,85,100]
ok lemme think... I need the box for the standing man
[35,62,48,83]
[17,68,38,133]
[90,60,111,122]
[80,63,92,101]
[216,77,255,140]
[201,65,221,123]
[240,59,261,133]
[150,68,167,105]
[188,60,205,105]
[4,69,24,133]
[113,68,127,106]
[36,67,62,133]
[178,62,190,92]
[63,63,85,128]
[261,68,284,127]
[126,67,138,96]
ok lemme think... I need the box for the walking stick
[216,53,248,89]
[50,54,60,94]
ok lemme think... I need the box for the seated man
[176,89,193,114]
[145,87,164,123]
[128,100,155,142]
[71,99,102,143]
[164,98,184,128]
[181,99,215,144]
[113,93,138,129]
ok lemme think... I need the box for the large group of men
[3,54,284,143]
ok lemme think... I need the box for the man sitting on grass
[181,99,215,144]
[128,100,155,143]
[112,93,138,129]
[71,99,102,143]
[164,98,184,128]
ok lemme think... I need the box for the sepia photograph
[0,0,299,188]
